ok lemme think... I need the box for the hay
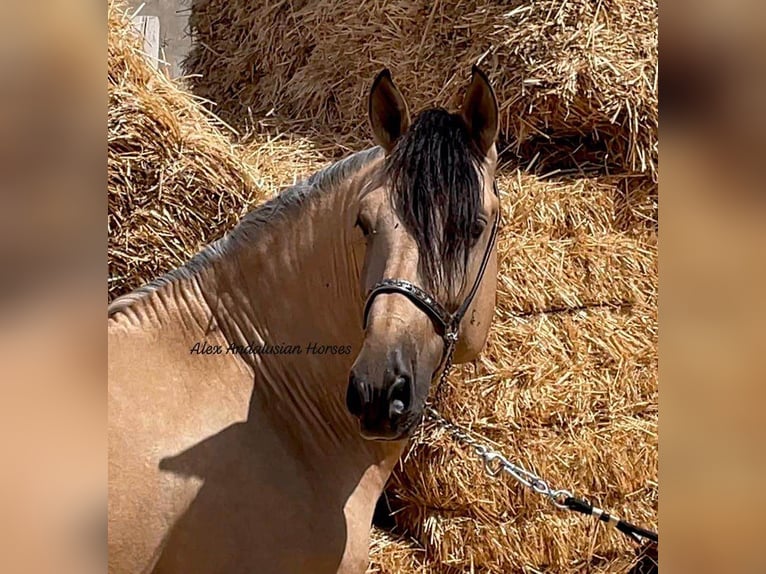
[108,4,657,572]
[367,531,428,574]
[108,2,328,300]
[108,1,255,299]
[184,0,658,178]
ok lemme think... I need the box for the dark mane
[385,107,484,294]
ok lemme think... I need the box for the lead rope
[422,403,658,544]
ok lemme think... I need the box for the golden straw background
[108,0,657,571]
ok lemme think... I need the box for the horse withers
[108,66,501,573]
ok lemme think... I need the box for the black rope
[563,496,658,544]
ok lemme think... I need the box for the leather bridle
[362,181,501,383]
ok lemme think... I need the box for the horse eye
[471,218,487,240]
[356,215,371,237]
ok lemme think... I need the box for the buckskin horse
[108,66,501,573]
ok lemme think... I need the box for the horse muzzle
[346,348,420,440]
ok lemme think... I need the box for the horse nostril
[346,374,365,417]
[390,399,406,417]
[388,375,411,418]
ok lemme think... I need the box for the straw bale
[389,303,657,570]
[107,3,328,300]
[108,2,255,299]
[498,172,657,236]
[184,0,658,177]
[367,531,427,574]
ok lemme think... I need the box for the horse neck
[204,153,402,468]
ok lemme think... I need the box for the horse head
[347,66,501,440]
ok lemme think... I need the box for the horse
[108,66,501,573]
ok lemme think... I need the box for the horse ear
[368,69,411,153]
[460,65,499,156]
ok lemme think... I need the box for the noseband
[362,181,500,381]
